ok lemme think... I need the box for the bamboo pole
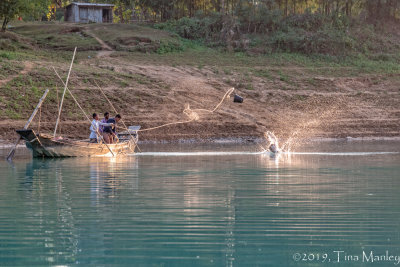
[93,80,142,153]
[56,83,60,134]
[54,47,77,138]
[56,84,59,110]
[37,106,41,134]
[52,68,115,157]
[6,89,50,161]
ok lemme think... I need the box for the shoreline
[1,136,400,149]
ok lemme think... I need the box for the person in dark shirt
[103,114,122,144]
[99,112,110,133]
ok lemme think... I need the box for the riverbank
[2,136,400,149]
[0,23,399,144]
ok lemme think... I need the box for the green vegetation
[0,61,22,81]
[1,0,26,31]
[12,23,101,51]
[109,49,400,76]
[2,1,399,60]
[87,23,181,53]
[253,69,273,80]
[0,51,16,60]
[278,71,290,83]
[155,12,399,61]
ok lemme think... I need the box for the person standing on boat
[99,112,110,133]
[90,113,114,143]
[103,114,122,144]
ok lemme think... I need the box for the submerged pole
[54,47,77,138]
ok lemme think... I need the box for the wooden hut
[65,2,114,23]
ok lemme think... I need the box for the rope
[138,87,234,132]
[191,87,235,113]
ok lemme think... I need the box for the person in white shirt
[90,113,113,143]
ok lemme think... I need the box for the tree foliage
[122,0,400,22]
[0,0,54,31]
[0,0,26,31]
[2,0,398,34]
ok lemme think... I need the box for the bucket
[233,94,243,103]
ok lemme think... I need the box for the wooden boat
[16,129,138,158]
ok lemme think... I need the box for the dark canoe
[16,129,137,158]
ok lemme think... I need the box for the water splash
[262,95,350,153]
[261,131,287,154]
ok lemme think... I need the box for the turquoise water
[0,141,400,266]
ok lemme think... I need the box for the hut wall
[65,4,79,22]
[73,5,80,22]
[87,8,103,23]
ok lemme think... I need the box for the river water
[0,141,399,266]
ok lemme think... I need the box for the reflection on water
[0,141,399,266]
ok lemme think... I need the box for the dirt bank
[0,27,399,145]
[1,57,399,146]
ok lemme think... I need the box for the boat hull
[17,129,136,158]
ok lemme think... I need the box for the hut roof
[66,2,115,8]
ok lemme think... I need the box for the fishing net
[138,87,234,132]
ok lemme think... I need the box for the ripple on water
[0,142,399,266]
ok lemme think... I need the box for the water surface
[1,141,399,266]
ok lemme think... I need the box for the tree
[112,0,134,23]
[0,0,52,31]
[0,0,26,31]
[29,0,52,21]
